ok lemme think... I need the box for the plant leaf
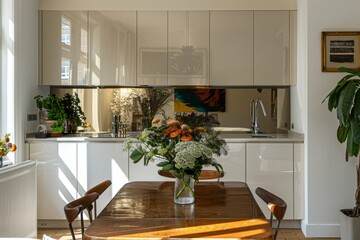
[162,163,173,171]
[337,124,349,143]
[353,90,360,122]
[129,148,144,163]
[352,119,360,144]
[337,81,357,125]
[347,127,360,157]
[156,161,169,167]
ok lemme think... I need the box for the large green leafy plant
[323,67,360,217]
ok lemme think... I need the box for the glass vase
[174,175,195,204]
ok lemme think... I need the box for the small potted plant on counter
[34,93,86,135]
[323,67,360,240]
[34,94,66,135]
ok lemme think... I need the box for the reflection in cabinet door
[246,143,294,219]
[42,11,88,85]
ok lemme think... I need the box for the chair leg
[80,211,85,239]
[69,223,76,240]
[273,220,281,240]
[87,209,93,223]
[94,202,97,219]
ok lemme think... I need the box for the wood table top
[84,181,273,240]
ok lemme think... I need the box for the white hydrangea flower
[174,141,213,170]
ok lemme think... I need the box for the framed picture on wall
[322,31,360,72]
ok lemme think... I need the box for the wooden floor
[38,228,340,240]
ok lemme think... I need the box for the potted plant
[34,94,67,134]
[34,93,86,134]
[323,67,360,239]
[62,93,86,133]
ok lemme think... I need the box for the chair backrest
[64,192,99,240]
[255,187,287,240]
[84,179,112,221]
[158,170,224,180]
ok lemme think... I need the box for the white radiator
[0,160,37,238]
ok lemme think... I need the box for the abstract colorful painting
[174,88,225,112]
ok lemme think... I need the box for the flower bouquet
[0,133,17,168]
[126,115,227,204]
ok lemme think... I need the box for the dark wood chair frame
[255,187,287,240]
[84,179,112,222]
[64,192,99,240]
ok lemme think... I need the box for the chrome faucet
[250,98,267,134]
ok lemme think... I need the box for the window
[61,16,71,46]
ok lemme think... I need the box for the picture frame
[322,31,360,72]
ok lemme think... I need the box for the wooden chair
[64,192,99,240]
[255,187,287,240]
[158,169,224,181]
[84,179,112,222]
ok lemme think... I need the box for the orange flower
[87,122,92,128]
[180,124,190,130]
[181,134,193,141]
[170,129,181,138]
[11,144,17,152]
[167,120,180,126]
[163,126,178,136]
[195,127,207,132]
[4,136,10,143]
[152,118,161,124]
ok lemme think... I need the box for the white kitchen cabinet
[294,143,304,219]
[89,11,136,86]
[214,143,246,181]
[290,10,297,86]
[30,141,81,220]
[129,158,166,181]
[246,143,294,219]
[168,11,209,86]
[254,11,290,86]
[137,11,168,86]
[81,142,129,214]
[210,11,253,86]
[41,11,88,85]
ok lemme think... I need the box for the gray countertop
[26,131,303,143]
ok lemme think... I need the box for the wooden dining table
[84,181,273,240]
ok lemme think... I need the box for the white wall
[298,0,360,237]
[14,0,48,163]
[39,0,296,11]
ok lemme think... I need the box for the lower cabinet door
[246,143,294,219]
[83,142,129,214]
[214,143,246,182]
[30,142,78,220]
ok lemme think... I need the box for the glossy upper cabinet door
[168,11,209,86]
[41,11,88,85]
[137,11,168,86]
[254,11,290,86]
[210,11,253,86]
[89,11,136,86]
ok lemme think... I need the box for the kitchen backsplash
[51,87,290,133]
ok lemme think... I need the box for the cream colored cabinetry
[30,140,130,221]
[137,11,168,86]
[214,143,246,181]
[210,11,253,86]
[294,143,304,219]
[246,143,294,219]
[168,11,209,86]
[129,158,166,181]
[254,11,290,86]
[41,11,88,85]
[89,11,136,86]
[82,142,129,214]
[30,141,85,220]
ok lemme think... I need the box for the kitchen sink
[251,134,274,138]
